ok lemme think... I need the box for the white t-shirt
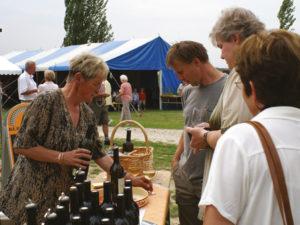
[38,81,58,93]
[103,80,112,106]
[200,106,300,225]
[18,71,37,101]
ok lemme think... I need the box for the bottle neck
[113,148,119,163]
[126,129,131,142]
[25,203,37,225]
[91,191,99,212]
[116,195,125,217]
[70,187,80,214]
[83,181,91,202]
[103,182,112,203]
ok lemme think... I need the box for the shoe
[104,137,110,145]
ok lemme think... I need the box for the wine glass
[143,169,156,180]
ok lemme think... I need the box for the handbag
[246,121,294,225]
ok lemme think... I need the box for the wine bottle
[58,193,71,225]
[74,168,87,183]
[100,181,114,216]
[70,186,80,218]
[75,182,85,207]
[25,200,37,225]
[44,212,58,225]
[110,147,125,202]
[122,129,134,153]
[115,194,129,225]
[83,180,92,210]
[79,139,93,180]
[90,190,102,225]
[124,187,139,225]
[105,207,115,225]
[79,207,90,225]
[101,218,111,225]
[70,215,82,225]
[124,180,139,212]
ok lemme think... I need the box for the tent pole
[158,70,162,110]
[0,82,4,171]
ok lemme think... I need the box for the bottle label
[118,178,124,194]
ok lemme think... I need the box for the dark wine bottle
[105,207,115,225]
[70,215,82,225]
[90,190,102,225]
[25,200,37,225]
[58,193,71,225]
[75,182,85,207]
[79,139,94,180]
[79,207,90,225]
[83,180,92,210]
[100,181,114,216]
[56,205,68,225]
[124,180,139,213]
[70,186,80,218]
[110,147,125,202]
[115,194,129,225]
[101,218,111,225]
[44,212,58,225]
[74,168,87,183]
[124,186,139,225]
[122,129,134,153]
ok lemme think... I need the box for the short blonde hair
[120,74,128,82]
[210,7,265,46]
[67,52,108,82]
[44,70,56,82]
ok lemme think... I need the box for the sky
[1,0,300,68]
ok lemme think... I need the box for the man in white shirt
[18,61,38,101]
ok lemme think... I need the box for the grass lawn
[108,110,183,129]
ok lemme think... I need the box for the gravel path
[98,126,182,144]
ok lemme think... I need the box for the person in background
[102,79,112,144]
[200,29,300,225]
[139,88,146,111]
[177,81,188,97]
[119,74,132,120]
[0,53,152,224]
[18,60,38,102]
[38,69,59,93]
[167,41,226,225]
[132,88,140,111]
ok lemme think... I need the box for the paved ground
[99,126,182,144]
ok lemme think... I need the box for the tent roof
[0,56,22,75]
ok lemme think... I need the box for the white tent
[0,56,22,75]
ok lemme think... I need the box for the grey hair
[25,61,35,71]
[44,70,56,81]
[210,7,265,46]
[120,74,128,81]
[67,52,108,82]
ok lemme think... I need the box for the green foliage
[277,0,296,30]
[63,0,114,46]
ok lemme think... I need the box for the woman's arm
[204,205,234,225]
[15,146,92,169]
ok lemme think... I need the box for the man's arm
[172,133,184,168]
[204,205,234,225]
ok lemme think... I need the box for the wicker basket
[110,120,154,176]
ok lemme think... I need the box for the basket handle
[110,120,149,149]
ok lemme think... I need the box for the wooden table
[91,170,171,225]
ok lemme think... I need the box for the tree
[63,0,113,46]
[277,0,296,30]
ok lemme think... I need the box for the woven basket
[110,120,154,176]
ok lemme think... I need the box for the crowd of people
[1,5,300,225]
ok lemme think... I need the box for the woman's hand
[60,148,92,169]
[131,175,153,192]
[185,126,209,153]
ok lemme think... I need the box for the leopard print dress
[0,89,105,224]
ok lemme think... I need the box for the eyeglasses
[234,81,243,90]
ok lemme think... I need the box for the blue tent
[49,37,180,94]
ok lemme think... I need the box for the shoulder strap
[246,121,294,225]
